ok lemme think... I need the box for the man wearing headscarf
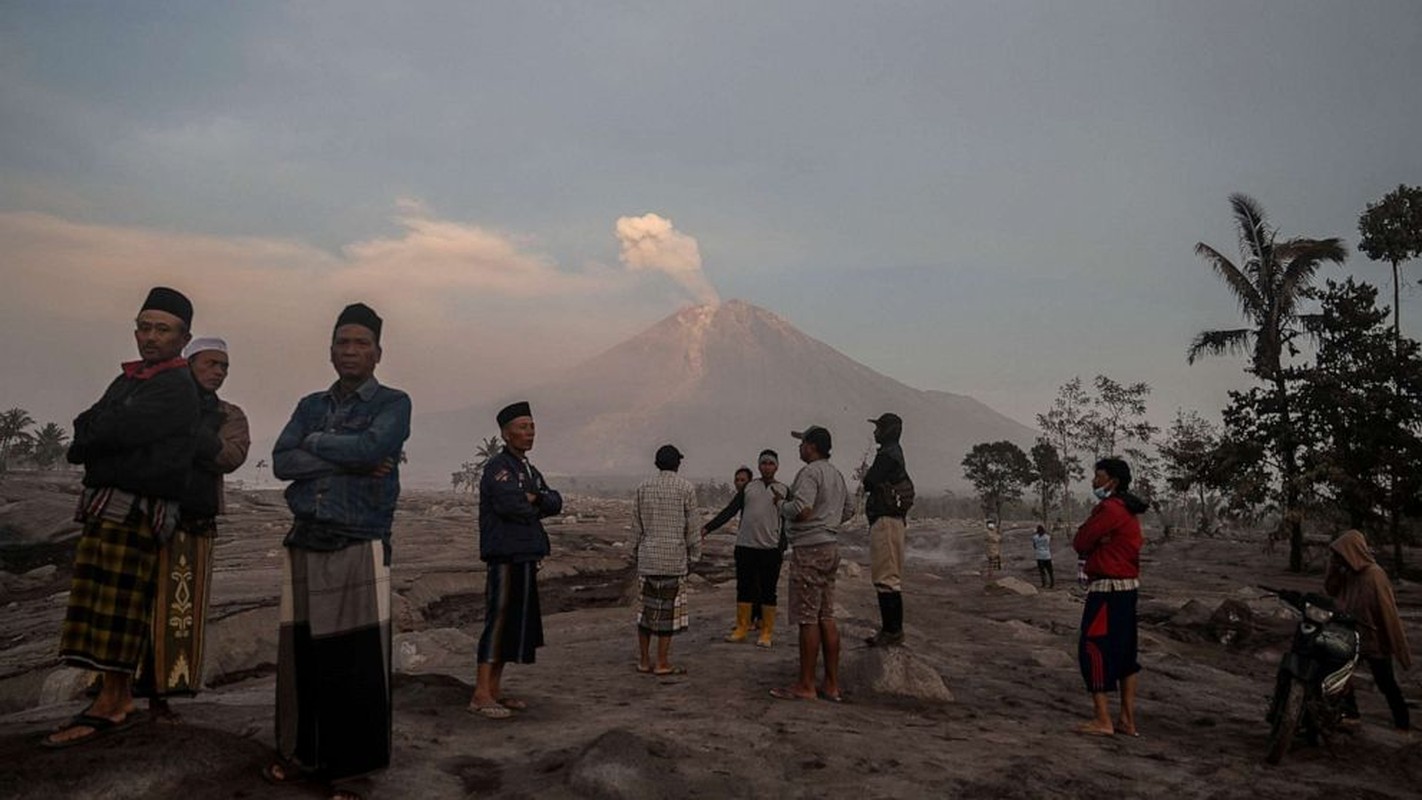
[46,287,200,747]
[138,336,250,720]
[470,401,563,719]
[1326,529,1412,732]
[264,303,411,799]
[632,444,700,675]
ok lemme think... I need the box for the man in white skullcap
[137,335,250,721]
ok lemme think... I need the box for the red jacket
[1073,495,1142,580]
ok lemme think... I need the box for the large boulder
[1207,599,1254,646]
[566,729,684,800]
[985,576,1039,596]
[843,646,953,703]
[202,605,279,686]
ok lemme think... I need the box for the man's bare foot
[769,685,816,701]
[817,684,843,702]
[1074,721,1114,737]
[1115,717,1138,737]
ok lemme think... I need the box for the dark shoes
[867,591,905,646]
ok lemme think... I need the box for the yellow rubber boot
[755,606,776,648]
[725,603,752,642]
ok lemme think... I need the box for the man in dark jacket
[46,287,200,747]
[265,303,411,796]
[471,401,563,718]
[138,336,250,718]
[863,413,911,646]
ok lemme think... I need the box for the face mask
[1093,486,1111,500]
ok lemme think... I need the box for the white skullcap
[183,336,228,358]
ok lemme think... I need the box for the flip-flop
[652,666,687,676]
[817,690,844,703]
[469,703,514,720]
[262,761,308,785]
[1073,724,1115,738]
[499,698,528,710]
[635,665,653,674]
[40,712,143,749]
[769,687,815,701]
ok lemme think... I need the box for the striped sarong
[1079,588,1140,693]
[60,516,160,672]
[636,575,688,636]
[277,540,392,781]
[137,524,216,697]
[477,561,544,664]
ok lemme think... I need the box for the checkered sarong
[636,576,688,635]
[60,516,161,672]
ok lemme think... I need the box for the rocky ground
[1,470,1419,799]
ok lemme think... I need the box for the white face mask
[1093,486,1111,500]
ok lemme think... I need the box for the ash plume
[615,212,719,306]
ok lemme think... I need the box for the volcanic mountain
[408,300,1036,491]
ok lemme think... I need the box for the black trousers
[734,546,783,611]
[1036,559,1055,587]
[1344,656,1411,730]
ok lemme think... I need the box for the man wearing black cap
[46,287,200,747]
[470,401,563,719]
[862,412,913,647]
[770,425,854,702]
[631,444,700,675]
[265,303,411,796]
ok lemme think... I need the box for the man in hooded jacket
[862,413,911,646]
[1325,529,1412,732]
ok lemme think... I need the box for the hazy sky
[3,1,1421,454]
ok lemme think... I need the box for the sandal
[499,698,528,710]
[652,665,687,676]
[469,703,514,720]
[41,711,143,749]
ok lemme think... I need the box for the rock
[840,560,863,579]
[1207,599,1254,646]
[985,576,1039,596]
[405,571,482,611]
[566,729,684,800]
[38,667,90,706]
[393,627,476,675]
[203,605,279,686]
[392,591,424,632]
[1170,599,1213,628]
[843,646,953,703]
[1030,648,1075,669]
[563,515,578,525]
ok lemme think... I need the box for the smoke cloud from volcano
[614,213,719,306]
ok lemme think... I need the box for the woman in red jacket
[1074,458,1149,737]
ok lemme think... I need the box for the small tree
[1028,438,1067,523]
[254,458,269,484]
[1358,184,1422,345]
[1036,378,1090,525]
[1082,375,1158,461]
[31,422,69,469]
[962,441,1035,525]
[1159,409,1222,535]
[0,408,36,473]
[474,435,503,474]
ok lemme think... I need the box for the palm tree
[31,422,69,469]
[473,435,503,474]
[254,458,269,485]
[1188,194,1347,572]
[0,407,36,473]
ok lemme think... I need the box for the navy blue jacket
[479,448,563,562]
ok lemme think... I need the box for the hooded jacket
[863,418,909,523]
[1325,530,1412,668]
[1072,492,1149,580]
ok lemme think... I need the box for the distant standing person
[1032,524,1054,589]
[265,303,411,800]
[1325,529,1412,732]
[471,401,563,719]
[632,445,700,675]
[703,453,789,647]
[45,287,200,748]
[1073,458,1148,737]
[984,520,1003,577]
[771,426,854,702]
[862,412,912,647]
[138,336,250,719]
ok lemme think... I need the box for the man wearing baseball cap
[771,425,854,702]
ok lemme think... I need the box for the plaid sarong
[478,561,544,665]
[136,524,216,697]
[277,540,392,781]
[636,575,688,636]
[60,516,160,672]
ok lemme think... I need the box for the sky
[3,1,1421,463]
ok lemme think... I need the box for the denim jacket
[273,377,411,541]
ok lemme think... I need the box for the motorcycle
[1259,585,1360,764]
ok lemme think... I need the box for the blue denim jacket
[273,377,411,541]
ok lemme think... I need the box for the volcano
[408,300,1036,491]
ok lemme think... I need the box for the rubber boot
[866,593,904,647]
[755,606,776,648]
[725,603,753,642]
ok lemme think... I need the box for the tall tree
[1028,438,1067,523]
[1358,184,1422,345]
[961,441,1035,526]
[1188,193,1347,572]
[1082,375,1158,461]
[0,407,36,473]
[1159,409,1221,535]
[30,422,69,469]
[1035,378,1090,525]
[1294,279,1422,575]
